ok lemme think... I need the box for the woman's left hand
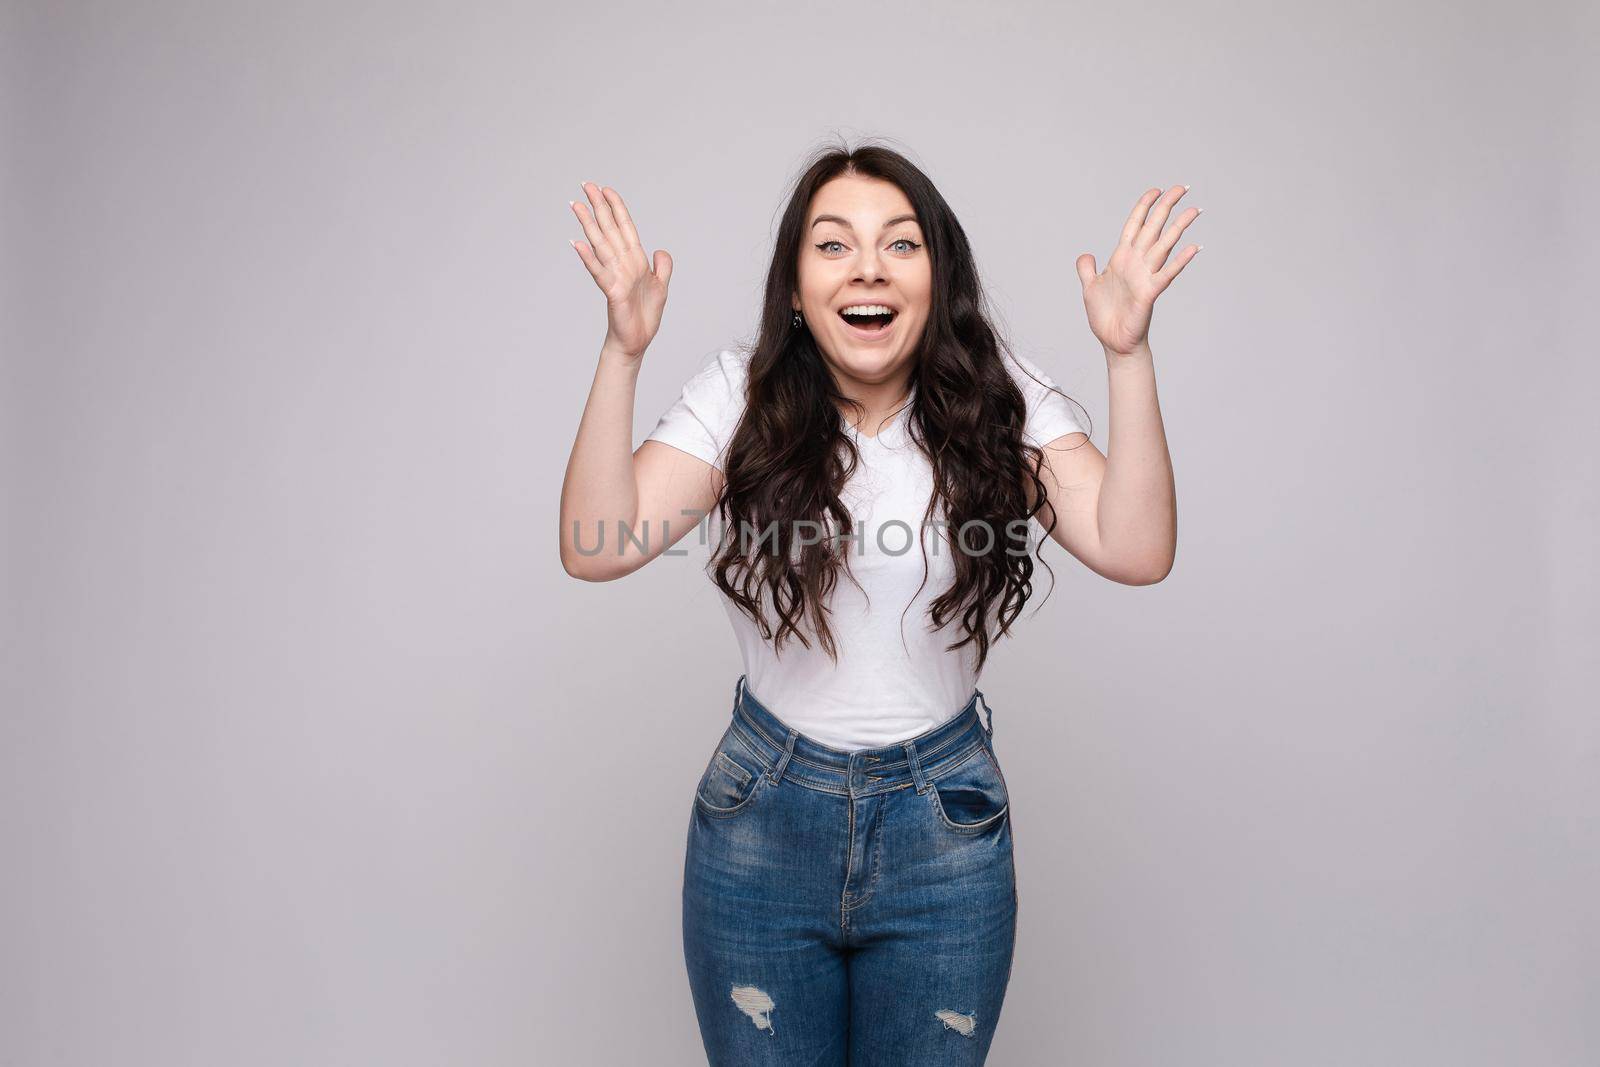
[1076,185,1203,357]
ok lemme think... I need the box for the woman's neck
[836,375,915,438]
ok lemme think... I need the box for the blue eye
[814,239,923,255]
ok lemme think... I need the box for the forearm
[559,340,645,571]
[1096,343,1177,583]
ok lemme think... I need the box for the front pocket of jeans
[694,735,762,817]
[927,745,1009,833]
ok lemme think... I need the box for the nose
[853,247,886,284]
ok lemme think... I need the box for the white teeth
[839,304,895,316]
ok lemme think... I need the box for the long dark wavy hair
[709,138,1091,674]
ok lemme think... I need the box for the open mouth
[838,307,898,339]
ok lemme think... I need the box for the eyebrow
[809,213,920,232]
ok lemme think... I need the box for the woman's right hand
[569,182,673,360]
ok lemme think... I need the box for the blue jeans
[682,675,1018,1065]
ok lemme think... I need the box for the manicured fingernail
[1196,207,1204,214]
[1184,184,1191,191]
[1196,245,1204,252]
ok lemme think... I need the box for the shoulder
[680,346,752,408]
[999,348,1091,448]
[643,347,753,472]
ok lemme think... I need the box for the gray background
[4,0,1596,1064]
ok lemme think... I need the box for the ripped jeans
[682,675,1018,1065]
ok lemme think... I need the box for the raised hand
[1074,185,1202,357]
[569,182,673,359]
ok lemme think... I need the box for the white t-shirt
[644,346,1090,751]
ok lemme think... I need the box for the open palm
[1075,185,1202,356]
[569,181,673,359]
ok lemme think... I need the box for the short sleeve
[643,347,750,471]
[1005,350,1090,449]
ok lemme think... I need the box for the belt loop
[976,689,994,739]
[734,674,746,711]
[768,729,797,786]
[903,739,929,794]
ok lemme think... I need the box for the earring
[792,310,803,329]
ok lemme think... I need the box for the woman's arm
[558,183,719,581]
[1028,341,1175,585]
[559,343,721,582]
[1025,184,1200,584]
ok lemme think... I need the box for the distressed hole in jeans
[731,985,776,1034]
[935,1009,977,1037]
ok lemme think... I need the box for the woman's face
[792,174,931,391]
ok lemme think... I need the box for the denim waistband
[726,674,996,799]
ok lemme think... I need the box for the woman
[559,142,1199,1064]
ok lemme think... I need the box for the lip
[836,302,900,343]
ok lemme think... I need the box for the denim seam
[693,768,766,819]
[840,795,857,928]
[729,740,987,796]
[926,741,988,785]
[843,798,888,911]
[926,744,1010,834]
[726,730,769,775]
[980,744,1008,787]
[927,788,1009,834]
[713,751,752,789]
